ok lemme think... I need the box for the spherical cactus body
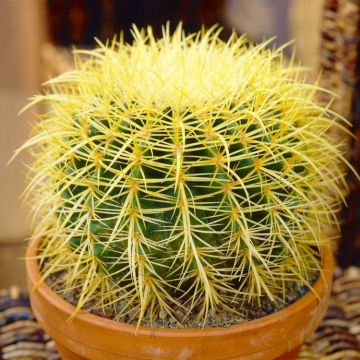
[19,25,349,326]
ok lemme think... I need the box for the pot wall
[26,239,334,360]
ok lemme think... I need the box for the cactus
[18,25,350,327]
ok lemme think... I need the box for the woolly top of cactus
[18,25,350,328]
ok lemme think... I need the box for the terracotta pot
[26,238,334,360]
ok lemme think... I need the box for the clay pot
[26,237,334,360]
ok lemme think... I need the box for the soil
[45,269,319,328]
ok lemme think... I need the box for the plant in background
[18,25,350,328]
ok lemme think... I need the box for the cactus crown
[20,25,349,327]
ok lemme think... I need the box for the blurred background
[1,0,359,289]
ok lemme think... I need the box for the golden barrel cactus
[18,25,351,327]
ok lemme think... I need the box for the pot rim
[26,237,334,337]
